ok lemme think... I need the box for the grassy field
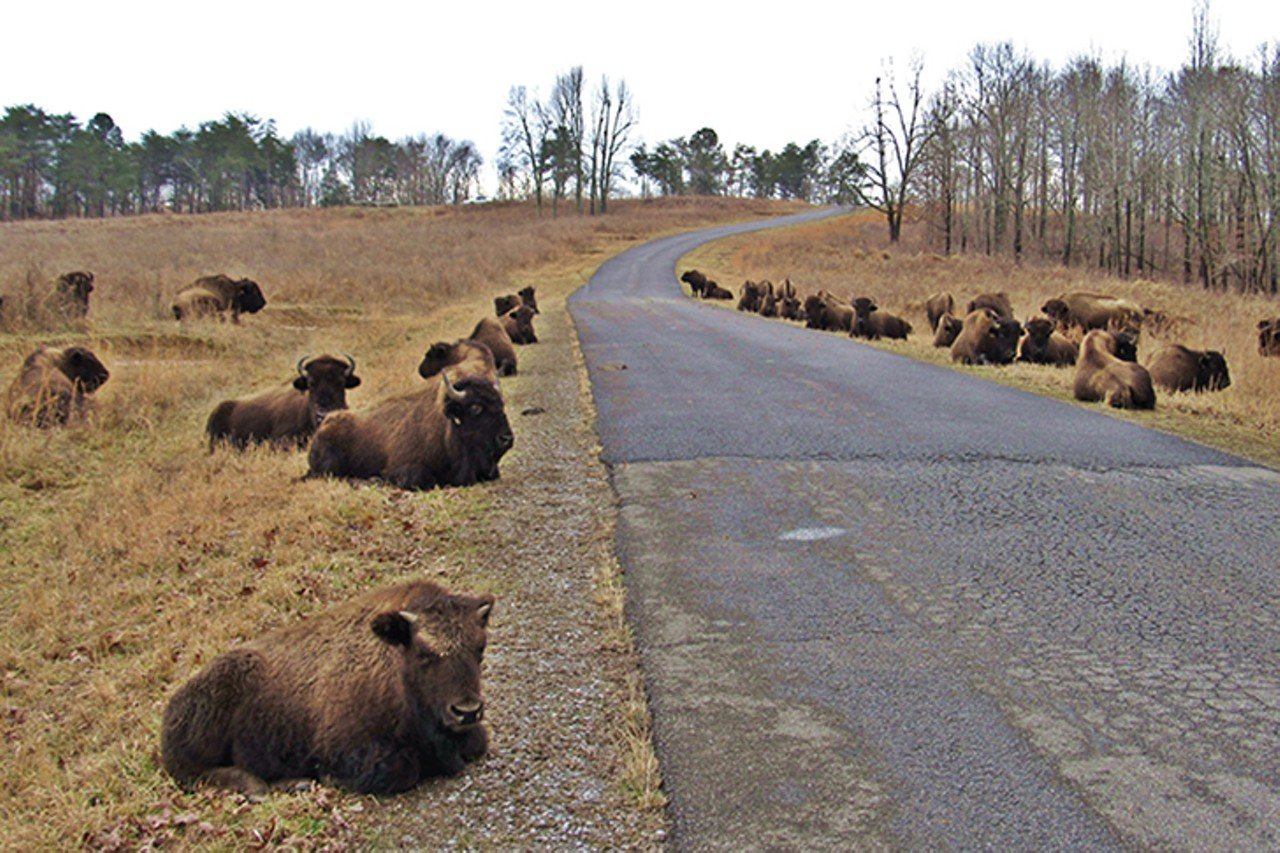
[0,196,800,848]
[682,210,1280,469]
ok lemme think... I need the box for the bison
[468,317,518,376]
[932,313,963,348]
[1145,344,1230,393]
[804,292,854,332]
[1074,330,1156,409]
[493,286,538,317]
[206,354,361,450]
[924,291,956,331]
[738,280,766,313]
[161,579,494,795]
[308,350,513,490]
[52,270,95,319]
[418,339,497,381]
[759,288,779,318]
[1042,292,1143,334]
[778,293,802,321]
[680,269,710,297]
[173,274,267,323]
[1018,316,1079,366]
[1259,318,1280,357]
[951,310,1022,365]
[850,297,912,340]
[501,304,537,345]
[966,292,1014,320]
[6,344,109,427]
[702,280,733,300]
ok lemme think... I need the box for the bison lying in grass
[6,344,110,427]
[173,274,267,323]
[1074,330,1156,409]
[161,579,495,795]
[206,354,361,450]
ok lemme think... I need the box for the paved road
[568,209,1280,850]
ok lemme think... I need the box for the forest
[2,11,1276,292]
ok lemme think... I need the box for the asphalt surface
[568,209,1280,850]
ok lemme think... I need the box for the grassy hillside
[0,197,800,848]
[682,210,1280,468]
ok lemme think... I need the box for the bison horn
[296,354,313,376]
[442,371,468,402]
[342,352,357,376]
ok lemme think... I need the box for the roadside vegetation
[0,196,795,848]
[682,209,1280,468]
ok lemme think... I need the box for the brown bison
[738,280,766,313]
[1259,318,1280,357]
[6,344,110,427]
[493,286,538,317]
[924,291,955,331]
[308,350,513,490]
[966,292,1015,320]
[759,288,779,318]
[778,293,802,321]
[804,292,854,332]
[501,304,537,344]
[951,310,1022,365]
[850,297,912,340]
[206,354,361,450]
[702,280,733,300]
[418,339,498,381]
[1074,330,1156,409]
[173,274,267,323]
[681,269,710,297]
[1018,316,1078,366]
[1145,344,1230,393]
[1042,292,1143,333]
[161,579,494,795]
[468,317,518,376]
[933,313,963,348]
[53,270,95,318]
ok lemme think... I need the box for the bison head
[232,278,267,314]
[1024,316,1055,344]
[851,297,877,337]
[505,305,537,344]
[1111,331,1139,363]
[803,295,825,329]
[442,372,513,482]
[517,286,539,314]
[294,354,360,428]
[1196,350,1231,391]
[371,592,495,737]
[1041,298,1069,325]
[57,271,95,307]
[61,346,110,393]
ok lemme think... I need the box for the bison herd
[4,271,543,797]
[681,269,1271,411]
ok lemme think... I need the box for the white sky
[4,0,1277,193]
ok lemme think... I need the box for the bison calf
[1074,330,1156,409]
[7,344,110,427]
[162,580,494,795]
[207,354,360,450]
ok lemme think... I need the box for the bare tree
[502,86,551,212]
[588,75,636,214]
[551,67,586,212]
[858,57,935,242]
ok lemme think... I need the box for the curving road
[568,209,1280,850]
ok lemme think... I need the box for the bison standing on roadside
[173,274,267,323]
[308,347,513,490]
[850,297,912,340]
[206,354,360,450]
[1145,344,1230,393]
[1074,330,1156,409]
[924,291,955,331]
[469,317,518,376]
[6,344,110,427]
[681,270,709,297]
[1018,316,1079,366]
[161,579,494,795]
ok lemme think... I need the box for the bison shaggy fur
[468,317,518,376]
[7,344,109,427]
[1145,344,1230,393]
[924,291,955,331]
[1074,330,1156,409]
[933,313,963,348]
[1042,291,1143,334]
[966,291,1014,320]
[161,579,494,795]
[1018,316,1078,366]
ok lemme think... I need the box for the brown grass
[0,197,795,848]
[682,210,1280,468]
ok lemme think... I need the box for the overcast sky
[4,0,1276,191]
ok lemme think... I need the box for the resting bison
[966,292,1014,320]
[1259,318,1280,357]
[308,351,513,490]
[418,339,497,381]
[924,291,955,331]
[1145,344,1230,393]
[680,269,709,297]
[701,279,733,300]
[951,310,1022,365]
[161,579,494,795]
[173,275,267,323]
[933,313,963,348]
[1018,317,1078,366]
[53,270,95,318]
[206,354,360,450]
[779,293,802,321]
[759,289,779,318]
[6,344,109,427]
[493,286,538,317]
[738,281,766,313]
[501,304,537,344]
[850,297,912,340]
[804,292,854,332]
[1074,330,1156,409]
[469,317,518,376]
[1042,292,1143,333]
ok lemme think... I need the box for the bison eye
[469,403,484,417]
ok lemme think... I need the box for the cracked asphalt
[568,209,1280,849]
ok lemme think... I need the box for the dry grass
[0,197,794,848]
[683,210,1280,468]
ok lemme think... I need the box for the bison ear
[344,374,362,389]
[372,611,417,647]
[292,376,309,391]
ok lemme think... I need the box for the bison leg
[330,739,422,795]
[199,766,272,796]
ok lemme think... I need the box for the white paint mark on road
[779,527,848,542]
